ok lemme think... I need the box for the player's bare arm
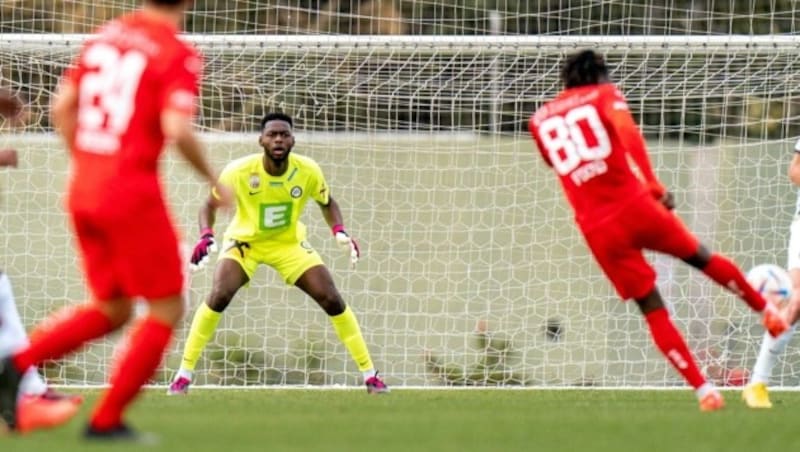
[0,91,21,168]
[319,195,361,268]
[198,193,219,233]
[187,177,229,271]
[162,109,232,207]
[161,109,214,184]
[0,92,21,168]
[50,82,78,146]
[318,195,345,227]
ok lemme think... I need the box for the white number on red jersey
[537,105,611,176]
[76,43,147,154]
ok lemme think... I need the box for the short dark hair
[260,112,293,130]
[560,49,609,88]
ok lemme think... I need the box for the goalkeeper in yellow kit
[168,112,388,394]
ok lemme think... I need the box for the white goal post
[1,33,799,388]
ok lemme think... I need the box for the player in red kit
[529,49,789,411]
[0,0,231,439]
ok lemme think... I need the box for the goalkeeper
[168,112,388,394]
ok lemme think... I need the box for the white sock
[0,273,50,396]
[695,382,716,400]
[177,368,193,381]
[362,369,376,381]
[751,324,797,385]
[20,367,47,396]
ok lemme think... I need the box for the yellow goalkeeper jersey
[213,152,330,243]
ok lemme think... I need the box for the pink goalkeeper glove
[190,228,217,271]
[332,224,360,268]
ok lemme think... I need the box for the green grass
[8,388,800,452]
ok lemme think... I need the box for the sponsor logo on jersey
[260,202,292,230]
[290,186,303,198]
[249,173,260,190]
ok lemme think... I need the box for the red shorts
[582,198,700,300]
[70,204,183,301]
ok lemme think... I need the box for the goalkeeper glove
[332,224,360,268]
[190,228,217,271]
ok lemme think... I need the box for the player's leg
[639,200,787,336]
[0,272,80,433]
[1,213,130,430]
[743,223,800,408]
[7,212,129,372]
[0,272,82,404]
[0,298,129,432]
[170,256,249,394]
[584,216,720,410]
[681,245,766,310]
[682,245,787,336]
[743,326,795,409]
[633,289,722,411]
[294,265,388,393]
[86,208,184,438]
[0,271,45,395]
[87,295,182,438]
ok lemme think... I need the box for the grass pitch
[6,388,800,452]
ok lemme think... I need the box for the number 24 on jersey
[75,43,147,155]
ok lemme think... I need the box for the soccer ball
[746,263,792,307]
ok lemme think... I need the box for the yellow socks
[180,303,222,374]
[178,304,373,379]
[330,306,374,372]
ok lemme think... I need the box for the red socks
[702,253,766,312]
[644,307,706,389]
[90,317,173,431]
[12,304,174,431]
[13,305,114,372]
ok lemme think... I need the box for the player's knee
[148,296,184,325]
[634,288,665,314]
[318,294,346,316]
[683,244,711,269]
[207,288,235,312]
[96,299,133,328]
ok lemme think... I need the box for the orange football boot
[16,394,80,433]
[762,303,789,338]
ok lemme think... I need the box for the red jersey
[63,12,201,215]
[529,83,665,231]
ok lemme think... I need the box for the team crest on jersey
[249,174,260,190]
[290,186,303,198]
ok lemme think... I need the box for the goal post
[1,33,799,388]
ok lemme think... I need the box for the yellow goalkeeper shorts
[220,238,324,284]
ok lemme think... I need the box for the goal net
[1,2,800,388]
